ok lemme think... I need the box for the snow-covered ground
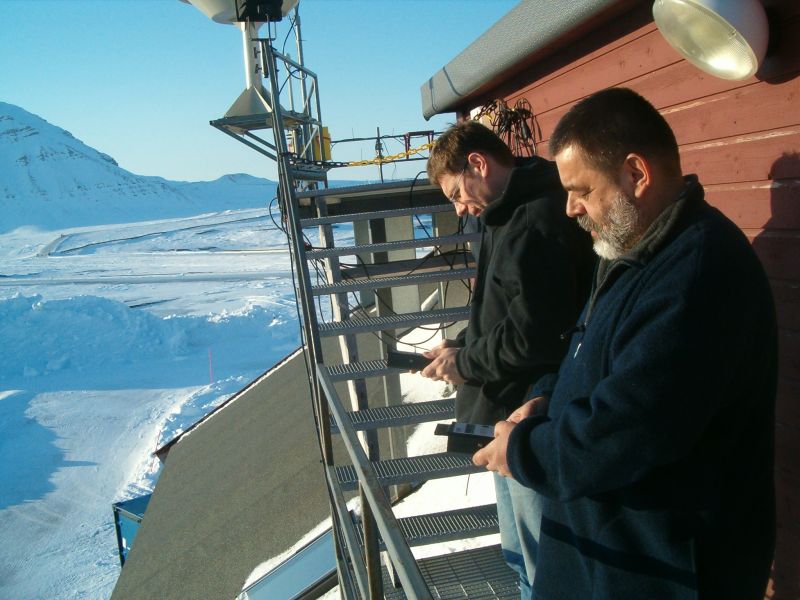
[0,211,309,599]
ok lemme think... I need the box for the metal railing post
[318,365,433,599]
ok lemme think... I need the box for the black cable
[342,247,475,350]
[409,170,433,239]
[280,13,296,56]
[278,66,301,96]
[271,195,329,315]
[344,291,444,349]
[268,196,288,234]
[473,98,536,157]
[307,256,329,318]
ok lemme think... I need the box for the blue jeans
[494,474,542,600]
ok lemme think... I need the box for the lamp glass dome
[653,0,766,80]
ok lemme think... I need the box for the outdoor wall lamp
[653,0,769,80]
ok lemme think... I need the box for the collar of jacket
[595,174,704,283]
[480,156,561,227]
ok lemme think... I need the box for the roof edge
[420,0,623,120]
[153,346,304,461]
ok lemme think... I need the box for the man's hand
[507,396,548,423]
[420,345,465,385]
[409,338,456,373]
[434,338,459,350]
[473,420,515,478]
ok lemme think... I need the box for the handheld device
[434,422,495,454]
[386,349,432,371]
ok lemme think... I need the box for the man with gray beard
[474,87,777,600]
[575,190,640,260]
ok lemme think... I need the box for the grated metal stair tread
[325,359,398,382]
[306,233,480,259]
[355,504,498,551]
[311,267,475,296]
[300,204,454,227]
[335,453,483,490]
[381,544,519,600]
[331,398,455,432]
[318,306,470,337]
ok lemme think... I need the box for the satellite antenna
[183,0,300,122]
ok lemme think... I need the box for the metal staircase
[211,5,518,598]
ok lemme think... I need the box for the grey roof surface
[110,334,387,600]
[111,323,409,600]
[420,0,625,119]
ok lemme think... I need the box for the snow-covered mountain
[0,102,279,232]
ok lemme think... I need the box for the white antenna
[183,0,299,120]
[183,0,298,24]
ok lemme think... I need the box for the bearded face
[576,190,642,260]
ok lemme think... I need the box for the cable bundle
[473,98,538,156]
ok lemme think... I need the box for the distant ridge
[0,102,279,232]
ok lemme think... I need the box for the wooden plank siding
[458,2,800,598]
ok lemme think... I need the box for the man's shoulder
[514,156,562,191]
[512,189,574,233]
[646,201,768,300]
[664,200,753,264]
[484,156,564,226]
[515,155,557,171]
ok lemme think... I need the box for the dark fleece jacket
[509,177,777,600]
[454,157,594,425]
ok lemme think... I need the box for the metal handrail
[317,365,433,599]
[324,465,370,597]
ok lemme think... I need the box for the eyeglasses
[447,164,468,205]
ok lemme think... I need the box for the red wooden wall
[463,2,800,597]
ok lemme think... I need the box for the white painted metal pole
[240,21,262,89]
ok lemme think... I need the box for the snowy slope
[0,102,279,232]
[0,103,301,598]
[0,213,303,599]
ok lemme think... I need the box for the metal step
[300,204,454,227]
[335,453,483,491]
[325,359,398,382]
[340,254,475,281]
[306,233,480,260]
[311,267,475,296]
[331,399,455,432]
[382,544,519,600]
[355,504,498,550]
[318,306,470,337]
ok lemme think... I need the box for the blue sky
[0,0,517,182]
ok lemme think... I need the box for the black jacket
[508,177,777,599]
[454,157,594,425]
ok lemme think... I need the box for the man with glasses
[421,120,594,598]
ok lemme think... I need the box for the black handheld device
[434,422,495,454]
[387,349,432,371]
